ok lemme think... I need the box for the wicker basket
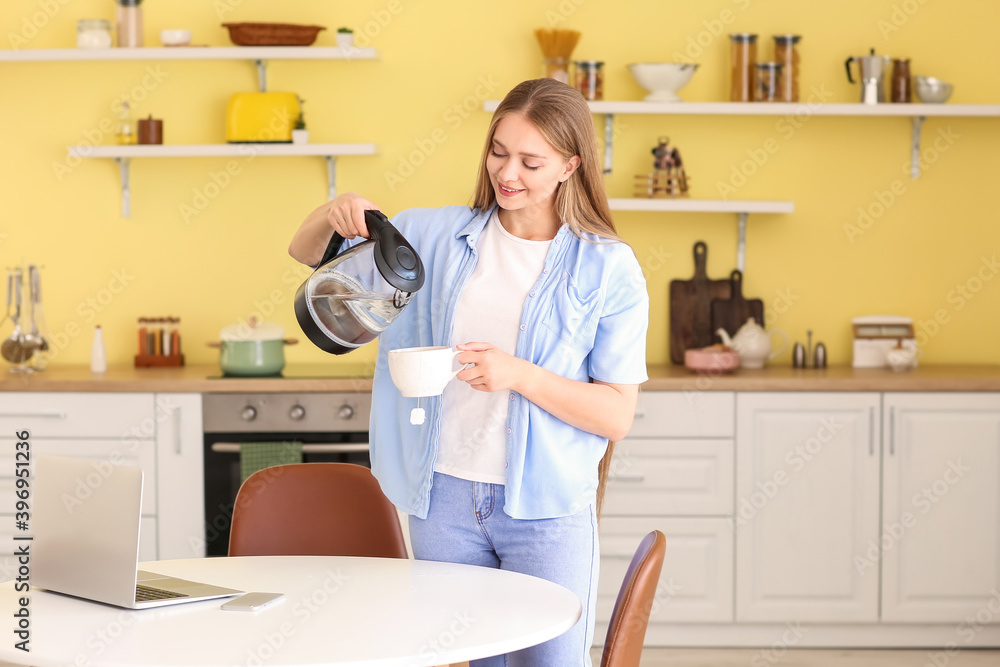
[222,22,326,47]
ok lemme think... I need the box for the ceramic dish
[684,345,739,373]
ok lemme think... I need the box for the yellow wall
[1,0,998,370]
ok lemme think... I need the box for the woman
[289,78,648,666]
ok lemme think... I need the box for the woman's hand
[324,192,380,239]
[455,342,531,393]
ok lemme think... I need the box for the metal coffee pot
[846,48,891,104]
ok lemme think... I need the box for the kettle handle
[316,231,348,269]
[314,209,394,270]
[845,56,856,84]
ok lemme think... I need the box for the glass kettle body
[294,210,424,355]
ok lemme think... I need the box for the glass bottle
[755,62,783,102]
[574,60,604,101]
[116,0,143,48]
[773,34,801,102]
[729,33,757,102]
[116,100,135,145]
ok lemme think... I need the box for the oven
[201,392,371,557]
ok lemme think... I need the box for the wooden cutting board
[710,270,765,340]
[668,241,732,364]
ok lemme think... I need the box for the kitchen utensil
[207,319,299,376]
[1,269,32,365]
[716,317,788,369]
[846,48,890,104]
[668,241,732,364]
[915,76,953,103]
[29,265,48,352]
[710,270,764,341]
[792,342,806,368]
[813,341,828,368]
[0,270,11,331]
[226,93,300,143]
[628,63,699,102]
[221,22,326,46]
[683,344,739,374]
[891,58,911,103]
[294,209,424,356]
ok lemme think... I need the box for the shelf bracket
[603,113,615,174]
[254,59,268,92]
[325,156,338,201]
[736,211,748,272]
[116,157,131,219]
[910,115,926,179]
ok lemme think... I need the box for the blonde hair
[473,78,623,518]
[472,78,620,243]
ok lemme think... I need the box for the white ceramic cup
[387,346,469,398]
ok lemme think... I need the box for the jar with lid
[730,33,757,102]
[574,60,604,100]
[773,34,801,102]
[543,57,570,84]
[77,19,112,49]
[755,62,783,102]
[116,0,144,47]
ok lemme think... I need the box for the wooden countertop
[1,363,998,392]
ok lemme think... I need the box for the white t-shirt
[435,209,552,483]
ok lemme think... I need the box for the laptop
[32,454,242,609]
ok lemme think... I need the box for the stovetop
[205,363,375,380]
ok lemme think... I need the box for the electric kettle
[294,209,424,354]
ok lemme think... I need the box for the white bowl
[628,63,699,102]
[160,29,192,46]
[914,76,953,103]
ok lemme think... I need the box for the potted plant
[336,27,354,49]
[292,98,308,144]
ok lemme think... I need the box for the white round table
[0,556,582,667]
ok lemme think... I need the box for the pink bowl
[684,347,740,373]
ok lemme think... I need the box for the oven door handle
[210,442,371,454]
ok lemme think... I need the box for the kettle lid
[315,209,424,293]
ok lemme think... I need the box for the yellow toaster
[225,92,300,143]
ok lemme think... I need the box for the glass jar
[730,33,757,102]
[773,35,801,102]
[574,60,604,100]
[77,19,112,49]
[116,0,144,48]
[543,57,570,84]
[755,62,783,102]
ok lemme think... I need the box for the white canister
[77,19,113,49]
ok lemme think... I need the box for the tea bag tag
[410,407,425,425]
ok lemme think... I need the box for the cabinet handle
[610,474,645,483]
[0,412,66,419]
[869,407,874,457]
[210,442,370,454]
[889,406,895,457]
[173,406,182,456]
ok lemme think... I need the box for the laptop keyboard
[135,584,189,602]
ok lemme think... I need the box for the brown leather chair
[228,462,408,558]
[600,530,667,667]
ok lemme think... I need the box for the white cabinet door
[735,393,881,622]
[154,394,205,559]
[596,517,734,639]
[881,393,1000,623]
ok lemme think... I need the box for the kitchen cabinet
[881,393,1000,623]
[596,391,736,642]
[734,392,881,622]
[0,392,205,581]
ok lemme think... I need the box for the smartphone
[221,592,286,612]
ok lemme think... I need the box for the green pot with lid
[208,320,298,377]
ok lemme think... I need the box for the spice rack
[135,317,184,367]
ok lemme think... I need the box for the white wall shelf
[1,46,377,91]
[484,100,1000,178]
[68,143,377,218]
[608,199,795,271]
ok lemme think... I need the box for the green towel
[239,441,303,484]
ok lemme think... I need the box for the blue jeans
[408,472,599,667]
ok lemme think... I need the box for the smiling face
[486,113,580,233]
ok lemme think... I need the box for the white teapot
[716,318,789,369]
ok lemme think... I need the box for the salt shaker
[792,342,807,368]
[813,342,828,369]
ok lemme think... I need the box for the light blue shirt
[364,205,649,520]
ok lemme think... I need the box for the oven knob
[240,406,257,422]
[289,405,306,421]
[338,404,355,420]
